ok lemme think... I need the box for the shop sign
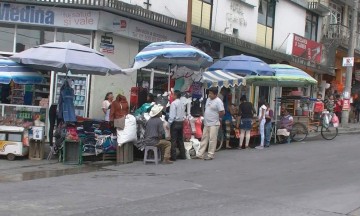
[0,3,99,30]
[342,57,354,67]
[290,34,322,63]
[343,99,350,110]
[99,43,114,54]
[101,36,113,44]
[99,12,184,43]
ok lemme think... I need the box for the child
[313,94,324,121]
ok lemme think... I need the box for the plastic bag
[190,138,201,155]
[184,141,193,159]
[331,113,339,128]
[183,119,192,140]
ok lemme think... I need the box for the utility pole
[342,0,359,126]
[186,0,192,45]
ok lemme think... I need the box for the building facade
[0,0,358,119]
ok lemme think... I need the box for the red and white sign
[343,99,350,110]
[342,57,354,67]
[290,34,322,63]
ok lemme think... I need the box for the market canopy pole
[186,0,192,45]
[342,0,359,126]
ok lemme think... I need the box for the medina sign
[0,3,54,25]
[0,3,99,30]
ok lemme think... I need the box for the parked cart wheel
[7,153,16,161]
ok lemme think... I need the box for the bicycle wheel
[321,124,338,140]
[216,127,224,152]
[291,122,308,142]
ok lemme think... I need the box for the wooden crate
[63,140,82,165]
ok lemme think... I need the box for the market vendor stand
[246,64,318,144]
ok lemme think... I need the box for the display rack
[10,83,26,105]
[33,72,51,106]
[54,73,89,117]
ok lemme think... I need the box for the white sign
[0,3,99,30]
[98,12,184,43]
[342,57,354,67]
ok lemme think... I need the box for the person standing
[264,102,274,148]
[168,90,186,160]
[236,95,256,149]
[143,104,173,164]
[194,87,225,160]
[110,94,129,143]
[255,102,267,150]
[221,88,233,149]
[102,92,113,122]
[334,94,343,123]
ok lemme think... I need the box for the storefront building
[0,0,335,121]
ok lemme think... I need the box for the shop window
[0,23,15,53]
[56,29,92,47]
[305,12,318,41]
[256,0,276,49]
[192,0,213,29]
[16,25,55,52]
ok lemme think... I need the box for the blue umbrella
[0,57,44,84]
[132,41,213,71]
[129,41,213,91]
[208,54,275,76]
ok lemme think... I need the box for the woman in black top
[236,95,256,149]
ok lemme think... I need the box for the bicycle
[290,111,338,142]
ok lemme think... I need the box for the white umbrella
[11,41,123,75]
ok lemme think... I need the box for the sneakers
[204,155,213,160]
[255,146,264,150]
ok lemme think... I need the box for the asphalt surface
[1,133,360,216]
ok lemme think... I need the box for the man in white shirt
[168,90,186,160]
[255,102,267,150]
[194,87,225,160]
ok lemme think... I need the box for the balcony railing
[324,24,350,41]
[307,0,330,16]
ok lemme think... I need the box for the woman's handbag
[114,116,126,130]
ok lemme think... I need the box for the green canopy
[245,64,318,87]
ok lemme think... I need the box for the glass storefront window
[56,29,92,47]
[0,23,15,53]
[16,25,55,52]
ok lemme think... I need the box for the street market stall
[246,64,318,143]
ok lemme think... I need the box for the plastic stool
[143,146,161,165]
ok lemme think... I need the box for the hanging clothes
[190,82,203,99]
[57,79,76,122]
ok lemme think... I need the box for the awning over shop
[202,70,245,88]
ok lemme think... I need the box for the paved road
[1,134,360,216]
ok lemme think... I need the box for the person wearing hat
[143,104,173,164]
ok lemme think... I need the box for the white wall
[212,0,258,43]
[120,0,188,21]
[89,31,138,119]
[273,0,306,53]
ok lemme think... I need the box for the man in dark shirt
[143,104,173,164]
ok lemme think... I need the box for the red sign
[343,99,350,110]
[292,34,322,63]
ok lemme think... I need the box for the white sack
[117,114,137,146]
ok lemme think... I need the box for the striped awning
[202,70,245,88]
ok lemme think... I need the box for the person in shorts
[236,95,256,149]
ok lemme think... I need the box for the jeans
[170,121,185,160]
[259,119,266,147]
[264,122,272,147]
